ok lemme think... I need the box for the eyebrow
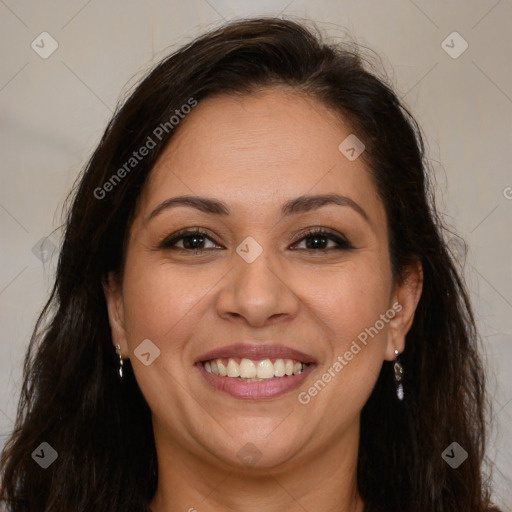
[145,193,369,224]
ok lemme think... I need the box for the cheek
[121,255,212,343]
[302,256,391,394]
[305,256,391,337]
[119,257,211,418]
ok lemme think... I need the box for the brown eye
[159,229,222,253]
[291,229,354,252]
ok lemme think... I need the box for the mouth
[201,357,311,381]
[195,343,317,400]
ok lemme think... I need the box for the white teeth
[226,358,240,377]
[256,359,275,379]
[217,360,227,376]
[274,359,285,377]
[239,358,257,378]
[202,357,309,379]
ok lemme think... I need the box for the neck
[149,418,365,512]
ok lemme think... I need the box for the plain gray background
[0,0,511,508]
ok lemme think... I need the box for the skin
[103,88,423,512]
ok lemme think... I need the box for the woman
[0,17,503,512]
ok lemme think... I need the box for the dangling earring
[115,344,123,378]
[394,349,404,401]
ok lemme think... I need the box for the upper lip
[195,343,317,364]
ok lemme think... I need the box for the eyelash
[158,227,355,254]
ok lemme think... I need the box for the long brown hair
[0,17,502,511]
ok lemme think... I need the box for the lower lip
[196,362,316,400]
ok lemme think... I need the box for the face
[104,88,422,472]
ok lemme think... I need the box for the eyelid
[290,227,355,251]
[158,226,354,252]
[290,226,351,244]
[157,227,222,250]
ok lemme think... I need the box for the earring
[394,349,404,401]
[115,344,123,378]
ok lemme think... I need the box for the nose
[216,248,300,328]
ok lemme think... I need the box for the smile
[195,342,317,399]
[202,357,310,381]
[195,358,316,400]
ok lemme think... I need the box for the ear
[102,271,129,358]
[384,258,423,361]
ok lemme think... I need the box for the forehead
[136,89,384,226]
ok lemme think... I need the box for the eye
[290,228,354,252]
[158,228,222,253]
[158,227,354,255]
